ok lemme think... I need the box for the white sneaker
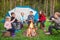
[45,32,50,35]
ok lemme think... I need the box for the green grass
[0,20,60,40]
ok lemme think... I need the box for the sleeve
[50,16,55,20]
[15,19,18,21]
[53,19,60,24]
[4,23,6,28]
[33,16,34,21]
[4,22,8,29]
[11,19,15,23]
[27,16,29,21]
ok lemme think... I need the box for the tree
[20,0,23,6]
[45,0,48,16]
[10,0,12,10]
[50,0,55,16]
[14,0,16,7]
[4,0,5,12]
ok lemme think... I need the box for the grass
[0,19,60,40]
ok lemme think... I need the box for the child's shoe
[12,33,15,37]
[45,32,50,35]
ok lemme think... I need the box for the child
[4,16,15,37]
[27,11,34,26]
[45,12,60,35]
[20,12,25,23]
[11,12,20,30]
[20,12,25,29]
[38,11,46,32]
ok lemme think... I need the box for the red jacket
[39,14,46,22]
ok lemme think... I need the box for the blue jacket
[27,15,34,21]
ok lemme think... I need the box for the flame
[29,21,34,28]
[25,21,37,37]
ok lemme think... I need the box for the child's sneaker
[45,32,50,35]
[12,33,15,37]
[12,34,15,37]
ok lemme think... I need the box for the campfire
[24,21,37,37]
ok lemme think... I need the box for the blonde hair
[5,16,11,21]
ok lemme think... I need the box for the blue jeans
[7,28,15,35]
[48,25,60,34]
[20,22,23,29]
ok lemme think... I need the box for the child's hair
[11,12,15,15]
[39,11,46,16]
[21,12,24,15]
[54,12,60,18]
[5,16,11,21]
[30,11,33,13]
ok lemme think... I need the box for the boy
[27,11,34,26]
[11,12,20,30]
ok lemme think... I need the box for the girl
[38,11,46,32]
[20,12,25,29]
[4,16,15,37]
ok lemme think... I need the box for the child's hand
[37,19,39,21]
[52,18,55,20]
[29,20,33,22]
[24,20,26,22]
[17,20,20,22]
[29,20,31,21]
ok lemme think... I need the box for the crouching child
[3,16,15,37]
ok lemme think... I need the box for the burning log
[24,20,37,37]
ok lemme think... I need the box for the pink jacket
[4,19,15,30]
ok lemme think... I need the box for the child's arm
[27,16,30,21]
[4,22,7,29]
[33,16,34,21]
[11,18,15,23]
[52,18,60,24]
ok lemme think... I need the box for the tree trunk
[4,0,5,13]
[10,0,12,10]
[55,0,57,6]
[53,0,55,14]
[20,0,23,6]
[40,0,42,10]
[46,0,48,16]
[37,0,40,11]
[14,0,16,7]
[50,0,55,16]
[32,0,36,8]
